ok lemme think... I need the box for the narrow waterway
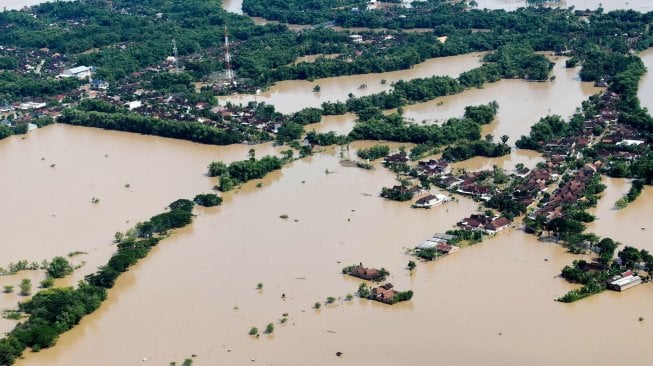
[639,48,653,113]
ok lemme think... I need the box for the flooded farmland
[587,177,653,253]
[305,56,601,147]
[639,49,653,113]
[222,53,484,114]
[0,124,281,333]
[14,149,653,366]
[1,0,652,365]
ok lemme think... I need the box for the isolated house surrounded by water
[608,271,642,292]
[371,283,397,304]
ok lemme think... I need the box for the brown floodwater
[1,0,651,363]
[14,144,653,366]
[587,177,653,253]
[401,56,603,145]
[639,48,653,113]
[222,53,483,114]
[473,0,653,12]
[0,124,282,333]
[304,57,601,147]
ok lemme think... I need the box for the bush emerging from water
[193,193,223,207]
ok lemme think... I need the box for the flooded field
[0,124,281,332]
[401,57,603,144]
[587,177,653,253]
[304,57,601,147]
[639,49,653,112]
[222,53,484,114]
[14,147,653,366]
[1,1,651,365]
[472,0,653,12]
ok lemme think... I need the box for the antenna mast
[224,26,234,83]
[172,39,179,73]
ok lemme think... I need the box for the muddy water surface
[0,124,281,331]
[17,147,653,366]
[587,177,653,253]
[304,57,601,145]
[222,53,483,114]
[401,57,602,144]
[639,49,653,113]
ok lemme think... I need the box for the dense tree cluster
[58,109,248,145]
[208,155,289,191]
[356,144,390,160]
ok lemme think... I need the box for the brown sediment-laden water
[222,53,484,114]
[1,1,652,365]
[14,149,653,366]
[0,124,282,334]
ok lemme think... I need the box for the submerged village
[1,0,653,365]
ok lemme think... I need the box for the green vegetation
[356,145,390,160]
[380,185,413,202]
[357,283,371,299]
[0,260,40,276]
[208,155,288,192]
[249,327,259,336]
[18,279,31,296]
[313,301,321,309]
[3,286,14,294]
[46,257,73,279]
[2,312,21,321]
[265,323,274,334]
[464,101,499,124]
[59,109,249,145]
[39,278,55,289]
[442,140,511,162]
[256,282,263,290]
[193,193,223,207]
[0,198,196,364]
[306,131,351,146]
[407,261,416,271]
[615,179,645,209]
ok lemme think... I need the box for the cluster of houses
[457,214,511,234]
[343,265,412,305]
[530,166,596,221]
